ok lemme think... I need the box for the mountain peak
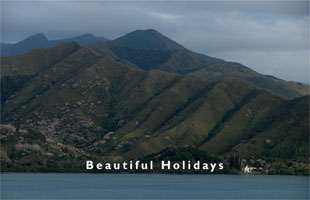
[75,33,96,39]
[114,29,184,50]
[21,33,48,44]
[133,29,160,34]
[83,33,94,36]
[33,33,47,38]
[58,33,108,45]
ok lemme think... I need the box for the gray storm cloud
[1,1,309,83]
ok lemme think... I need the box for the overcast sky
[1,1,309,83]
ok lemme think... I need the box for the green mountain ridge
[87,30,309,100]
[1,42,308,174]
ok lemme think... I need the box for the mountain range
[2,29,308,100]
[1,29,309,174]
[1,33,108,57]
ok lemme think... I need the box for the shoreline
[1,172,309,177]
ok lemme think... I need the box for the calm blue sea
[1,173,309,199]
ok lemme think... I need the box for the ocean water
[1,173,309,199]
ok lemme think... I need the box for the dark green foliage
[138,147,232,174]
[142,147,221,163]
[1,75,33,104]
[108,44,173,70]
[229,153,241,170]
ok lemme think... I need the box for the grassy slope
[233,96,309,161]
[1,42,81,76]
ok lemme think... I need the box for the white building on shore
[242,165,256,173]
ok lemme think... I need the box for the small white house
[242,165,256,173]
